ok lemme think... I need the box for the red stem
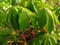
[9,41,12,45]
[21,33,26,42]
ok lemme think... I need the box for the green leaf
[58,15,60,22]
[9,7,19,30]
[49,35,56,45]
[37,8,46,29]
[19,11,29,32]
[0,30,7,44]
[10,0,16,6]
[26,1,35,12]
[17,6,34,16]
[32,2,38,13]
[29,32,45,45]
[30,15,38,30]
[50,33,58,43]
[46,8,54,33]
[43,37,49,45]
[55,7,60,16]
[46,15,53,33]
[53,13,60,24]
[0,10,7,27]
[35,39,39,45]
[0,11,4,26]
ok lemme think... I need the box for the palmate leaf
[19,11,29,32]
[48,33,57,45]
[29,32,45,45]
[29,33,57,45]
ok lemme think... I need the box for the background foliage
[0,0,60,45]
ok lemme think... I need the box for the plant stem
[9,41,12,45]
[21,33,28,45]
[24,41,28,45]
